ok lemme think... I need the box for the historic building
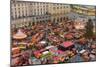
[72,5,96,16]
[11,0,96,28]
[11,0,71,28]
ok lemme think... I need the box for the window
[15,11,16,15]
[34,12,36,15]
[15,8,16,11]
[18,11,20,15]
[33,3,35,5]
[21,3,23,6]
[30,3,32,5]
[36,2,38,5]
[18,3,20,6]
[41,8,42,11]
[41,12,42,15]
[11,15,14,19]
[25,3,27,6]
[43,2,45,4]
[57,7,59,9]
[53,7,55,9]
[46,5,48,7]
[66,6,69,8]
[25,10,27,16]
[22,11,24,17]
[18,7,20,10]
[14,4,16,7]
[15,14,17,18]
[57,3,59,5]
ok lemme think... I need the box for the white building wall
[11,1,72,28]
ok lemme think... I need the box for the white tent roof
[13,29,27,39]
[45,46,55,49]
[42,51,49,55]
[79,49,86,54]
[39,41,46,44]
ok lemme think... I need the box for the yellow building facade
[72,5,96,16]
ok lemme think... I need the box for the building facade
[72,5,96,16]
[11,0,96,28]
[11,0,71,28]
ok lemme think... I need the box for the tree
[84,19,94,39]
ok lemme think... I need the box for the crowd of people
[11,17,96,66]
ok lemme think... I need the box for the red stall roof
[61,41,74,48]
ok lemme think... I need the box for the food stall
[33,50,41,59]
[58,41,74,51]
[64,33,73,40]
[41,51,52,59]
[12,47,21,58]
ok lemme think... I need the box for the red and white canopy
[61,41,74,48]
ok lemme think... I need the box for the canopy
[45,46,55,49]
[34,51,40,55]
[12,47,20,51]
[42,51,49,55]
[61,41,74,48]
[57,50,64,54]
[13,29,27,39]
[79,38,86,44]
[39,41,47,44]
[79,49,86,54]
[53,56,60,61]
[64,33,73,39]
[33,51,41,58]
[91,45,96,49]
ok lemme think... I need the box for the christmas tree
[85,19,94,39]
